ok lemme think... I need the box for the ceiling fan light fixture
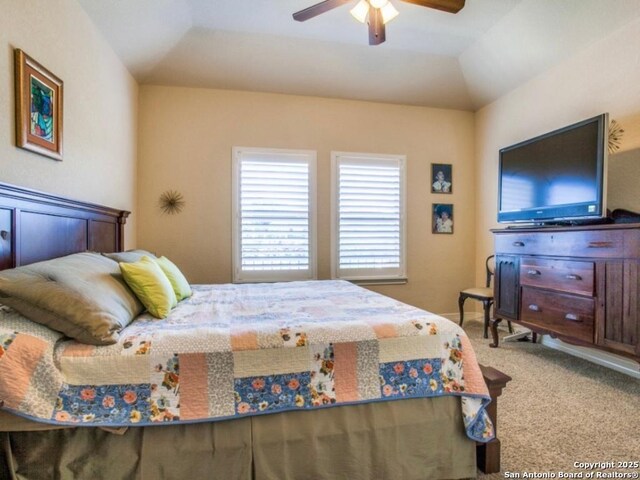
[380,2,399,23]
[293,0,466,46]
[350,0,369,23]
[369,0,389,9]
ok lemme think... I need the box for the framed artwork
[432,203,453,234]
[15,49,63,161]
[431,163,452,193]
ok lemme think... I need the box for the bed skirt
[1,396,476,480]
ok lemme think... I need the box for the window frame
[330,151,407,284]
[232,146,317,283]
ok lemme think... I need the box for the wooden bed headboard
[0,182,129,270]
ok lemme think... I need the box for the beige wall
[474,16,640,285]
[138,86,476,313]
[0,0,138,247]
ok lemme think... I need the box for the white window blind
[232,147,316,283]
[332,152,406,282]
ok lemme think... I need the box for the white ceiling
[78,0,640,110]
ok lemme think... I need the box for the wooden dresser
[491,223,640,362]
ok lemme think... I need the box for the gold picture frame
[15,49,64,161]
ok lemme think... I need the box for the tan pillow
[103,249,157,264]
[0,252,143,345]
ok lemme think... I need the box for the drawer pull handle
[565,274,582,281]
[527,269,541,276]
[587,241,613,248]
[564,313,583,322]
[528,304,541,312]
[513,241,525,247]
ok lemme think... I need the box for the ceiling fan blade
[368,6,386,45]
[400,0,465,14]
[293,0,352,21]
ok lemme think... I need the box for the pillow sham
[103,249,157,264]
[119,256,177,319]
[0,252,143,345]
[155,256,192,301]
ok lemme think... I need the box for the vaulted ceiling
[78,0,640,110]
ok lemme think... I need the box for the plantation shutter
[233,148,316,282]
[333,153,406,281]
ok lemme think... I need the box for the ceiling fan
[293,0,465,46]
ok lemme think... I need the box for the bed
[0,182,509,479]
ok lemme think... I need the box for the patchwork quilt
[0,280,494,442]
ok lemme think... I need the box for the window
[331,152,406,283]
[232,147,317,283]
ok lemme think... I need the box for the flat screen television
[497,113,608,224]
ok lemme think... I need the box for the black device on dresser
[497,113,609,226]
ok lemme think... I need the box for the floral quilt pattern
[235,372,313,414]
[380,359,443,398]
[56,384,152,424]
[0,280,494,442]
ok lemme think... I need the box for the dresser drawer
[520,258,594,296]
[495,229,628,258]
[520,288,594,343]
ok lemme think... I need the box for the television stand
[491,223,640,363]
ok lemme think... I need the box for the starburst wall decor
[608,119,625,154]
[159,190,185,215]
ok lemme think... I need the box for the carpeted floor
[461,319,640,479]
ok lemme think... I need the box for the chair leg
[483,300,490,339]
[489,318,502,348]
[458,294,466,327]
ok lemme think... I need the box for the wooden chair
[458,255,512,339]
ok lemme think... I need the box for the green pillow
[155,256,192,301]
[120,256,177,318]
[103,249,157,264]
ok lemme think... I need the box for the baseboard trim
[541,336,640,379]
[443,313,516,332]
[439,312,482,322]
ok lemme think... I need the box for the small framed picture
[431,163,452,193]
[14,49,64,161]
[432,204,453,234]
